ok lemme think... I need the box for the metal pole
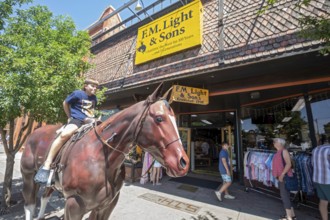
[235,97,244,185]
[304,94,317,148]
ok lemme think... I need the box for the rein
[93,126,127,157]
[92,98,155,195]
[130,98,154,149]
[140,159,155,179]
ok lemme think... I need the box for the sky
[21,0,151,30]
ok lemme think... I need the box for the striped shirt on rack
[312,144,330,184]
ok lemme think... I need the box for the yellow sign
[170,85,209,105]
[135,0,203,65]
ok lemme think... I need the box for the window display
[241,96,313,151]
[310,91,330,145]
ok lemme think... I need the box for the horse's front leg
[64,195,87,220]
[89,164,125,220]
[88,192,120,220]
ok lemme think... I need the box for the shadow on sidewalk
[0,178,65,220]
[128,174,321,220]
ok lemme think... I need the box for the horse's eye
[156,116,163,123]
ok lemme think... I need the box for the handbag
[283,172,299,191]
[281,151,299,191]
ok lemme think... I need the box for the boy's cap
[84,78,99,86]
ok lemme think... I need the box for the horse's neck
[100,101,145,156]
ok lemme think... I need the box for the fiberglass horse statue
[20,83,189,220]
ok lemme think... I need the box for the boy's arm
[63,101,71,121]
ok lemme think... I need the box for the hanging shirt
[65,90,97,121]
[312,144,330,184]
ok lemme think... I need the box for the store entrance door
[178,127,191,159]
[178,111,237,177]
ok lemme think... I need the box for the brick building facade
[85,0,330,199]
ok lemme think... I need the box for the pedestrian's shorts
[314,183,330,201]
[221,174,232,183]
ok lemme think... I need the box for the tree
[0,5,95,211]
[0,0,32,30]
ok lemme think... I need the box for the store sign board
[170,85,209,105]
[135,0,202,65]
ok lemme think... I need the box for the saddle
[46,122,96,186]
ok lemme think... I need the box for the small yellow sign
[170,85,209,105]
[135,0,203,65]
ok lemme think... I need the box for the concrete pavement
[0,144,321,220]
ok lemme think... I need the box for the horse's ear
[162,86,173,103]
[148,82,164,102]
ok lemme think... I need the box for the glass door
[178,127,191,160]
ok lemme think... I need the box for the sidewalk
[0,147,321,220]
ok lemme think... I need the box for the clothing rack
[244,149,275,193]
[290,151,318,210]
[289,149,312,155]
[244,149,319,211]
[246,148,276,153]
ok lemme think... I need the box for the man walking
[215,142,235,201]
[312,141,330,220]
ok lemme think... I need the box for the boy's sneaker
[224,194,235,199]
[214,191,222,201]
[34,166,50,184]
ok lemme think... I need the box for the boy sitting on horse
[34,78,99,184]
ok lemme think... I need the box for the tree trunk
[0,117,33,214]
[0,151,15,212]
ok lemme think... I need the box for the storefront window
[241,96,311,151]
[310,91,330,145]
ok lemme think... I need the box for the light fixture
[291,97,305,111]
[191,114,198,117]
[282,117,292,122]
[229,112,234,115]
[135,0,142,11]
[250,91,260,99]
[201,119,212,125]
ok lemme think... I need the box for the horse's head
[137,83,189,177]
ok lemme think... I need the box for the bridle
[93,97,155,158]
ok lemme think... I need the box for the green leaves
[300,16,330,55]
[0,0,32,30]
[0,5,93,125]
